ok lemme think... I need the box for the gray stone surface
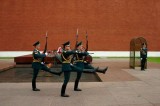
[1,69,160,106]
[0,59,15,72]
[0,59,160,106]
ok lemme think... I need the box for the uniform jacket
[32,49,46,70]
[75,51,89,70]
[140,48,147,58]
[61,50,75,72]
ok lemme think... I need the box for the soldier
[74,41,108,91]
[74,41,89,91]
[60,41,82,97]
[32,41,61,91]
[140,43,147,71]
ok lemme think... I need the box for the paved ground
[0,58,160,106]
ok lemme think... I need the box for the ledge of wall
[0,51,159,57]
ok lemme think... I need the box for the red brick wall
[0,0,160,51]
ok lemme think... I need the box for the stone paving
[0,59,15,72]
[0,58,160,106]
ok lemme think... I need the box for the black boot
[61,84,69,97]
[96,67,108,74]
[32,80,40,91]
[32,80,35,90]
[74,80,82,91]
[33,88,40,91]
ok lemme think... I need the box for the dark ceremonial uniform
[73,42,89,91]
[74,41,97,73]
[84,62,96,70]
[32,41,61,91]
[140,47,147,70]
[74,50,89,91]
[61,41,82,97]
[74,41,108,91]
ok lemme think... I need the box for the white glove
[75,50,78,53]
[45,53,48,56]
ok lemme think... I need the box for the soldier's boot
[32,80,40,91]
[141,65,145,71]
[61,84,69,97]
[74,80,82,91]
[96,67,108,74]
[33,88,40,91]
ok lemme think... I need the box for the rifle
[84,31,93,63]
[42,31,48,63]
[85,31,88,52]
[71,29,79,63]
[75,28,79,50]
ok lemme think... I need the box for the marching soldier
[140,43,147,71]
[74,41,89,91]
[60,41,82,97]
[32,41,61,91]
[74,41,108,91]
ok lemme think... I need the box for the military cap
[33,41,40,46]
[76,41,82,47]
[62,41,70,48]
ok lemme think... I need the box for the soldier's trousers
[32,68,39,89]
[84,63,95,69]
[141,58,146,70]
[74,71,82,90]
[61,65,82,95]
[61,71,71,95]
[83,63,98,73]
[32,64,60,89]
[84,63,107,73]
[70,65,83,89]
